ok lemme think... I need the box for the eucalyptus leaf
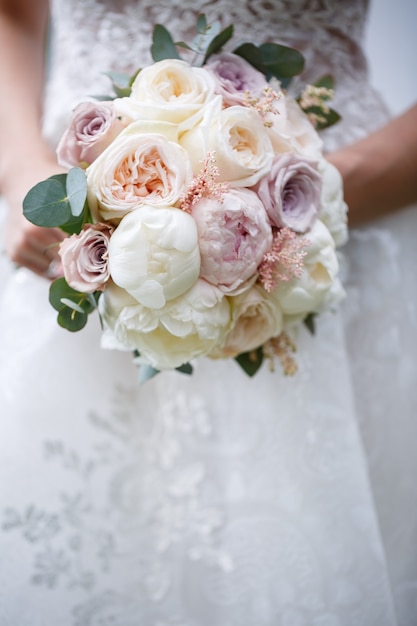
[174,41,194,51]
[233,43,266,73]
[60,298,85,314]
[315,107,341,130]
[66,167,87,217]
[259,43,305,80]
[57,307,88,332]
[112,85,132,98]
[49,278,97,315]
[202,24,234,63]
[304,312,317,335]
[138,363,160,384]
[23,176,71,227]
[313,74,335,91]
[175,362,193,375]
[104,71,131,88]
[235,348,264,377]
[151,24,181,61]
[196,13,207,33]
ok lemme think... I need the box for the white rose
[273,219,345,316]
[101,279,231,370]
[108,204,200,309]
[181,105,274,187]
[264,91,324,158]
[211,284,283,358]
[114,59,220,132]
[86,120,192,223]
[318,159,348,247]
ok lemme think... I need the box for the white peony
[108,204,200,309]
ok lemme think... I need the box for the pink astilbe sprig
[180,151,228,213]
[244,86,282,127]
[258,227,309,292]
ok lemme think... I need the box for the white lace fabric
[1,1,416,625]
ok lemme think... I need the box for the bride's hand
[3,154,67,278]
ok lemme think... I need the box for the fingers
[7,222,66,279]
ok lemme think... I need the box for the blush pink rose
[191,188,273,294]
[59,223,113,292]
[57,102,125,168]
[205,53,267,106]
[256,153,321,233]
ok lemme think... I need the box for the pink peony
[191,187,273,294]
[59,223,113,292]
[57,102,125,168]
[205,53,267,107]
[256,153,321,233]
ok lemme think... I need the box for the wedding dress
[0,1,416,625]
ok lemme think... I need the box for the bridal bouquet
[24,16,347,379]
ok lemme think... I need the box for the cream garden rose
[114,59,220,132]
[108,204,200,309]
[211,284,283,358]
[181,105,274,187]
[266,95,323,159]
[86,121,192,223]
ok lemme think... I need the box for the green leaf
[175,362,193,375]
[203,24,234,63]
[313,74,335,91]
[49,277,97,314]
[23,176,70,227]
[57,306,88,332]
[104,71,131,88]
[138,363,160,384]
[196,13,207,33]
[233,42,266,74]
[304,312,317,335]
[60,298,85,314]
[235,348,264,377]
[174,41,195,51]
[66,167,87,217]
[259,42,305,80]
[151,24,181,61]
[315,107,341,130]
[49,278,98,332]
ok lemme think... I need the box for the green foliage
[151,16,233,66]
[202,24,234,64]
[23,167,89,235]
[151,24,181,61]
[176,362,193,375]
[298,75,341,130]
[304,312,317,335]
[138,363,160,383]
[235,348,264,377]
[49,277,98,332]
[234,41,305,86]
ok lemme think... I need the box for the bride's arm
[328,103,417,227]
[0,0,65,276]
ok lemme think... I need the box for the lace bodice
[44,0,390,151]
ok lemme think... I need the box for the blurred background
[366,0,417,115]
